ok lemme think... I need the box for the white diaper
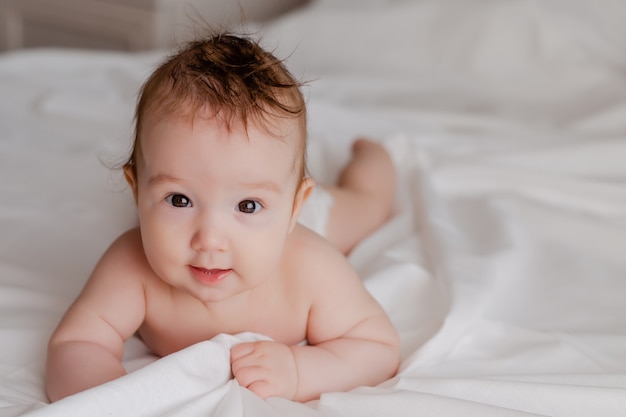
[297,185,334,238]
[297,134,413,238]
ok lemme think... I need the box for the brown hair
[125,33,307,181]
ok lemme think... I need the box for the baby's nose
[191,214,228,252]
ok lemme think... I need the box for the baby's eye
[166,194,192,208]
[238,200,262,214]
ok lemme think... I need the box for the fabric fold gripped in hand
[23,333,271,417]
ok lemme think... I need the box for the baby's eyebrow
[239,180,281,193]
[148,173,182,186]
[147,174,281,193]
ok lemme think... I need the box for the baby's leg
[322,138,396,254]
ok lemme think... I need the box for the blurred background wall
[0,0,309,51]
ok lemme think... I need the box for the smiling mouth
[189,266,232,285]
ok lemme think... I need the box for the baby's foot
[340,137,396,212]
[350,138,394,169]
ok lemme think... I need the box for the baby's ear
[123,166,139,204]
[289,177,315,233]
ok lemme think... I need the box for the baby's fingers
[229,341,298,399]
[230,342,268,389]
[246,380,276,399]
[232,365,286,399]
[232,363,266,390]
[230,342,255,364]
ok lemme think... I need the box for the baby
[45,33,400,403]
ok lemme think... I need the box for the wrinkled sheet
[2,0,626,416]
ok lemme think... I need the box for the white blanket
[22,333,276,417]
[2,0,626,416]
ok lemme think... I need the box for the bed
[2,0,626,416]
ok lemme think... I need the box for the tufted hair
[125,33,307,180]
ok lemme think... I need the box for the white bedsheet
[2,0,626,416]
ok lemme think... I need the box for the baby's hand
[230,341,298,400]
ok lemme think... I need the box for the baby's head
[125,33,307,185]
[122,34,313,301]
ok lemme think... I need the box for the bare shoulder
[288,227,394,338]
[284,224,356,285]
[79,227,150,298]
[100,227,145,266]
[285,224,334,256]
[49,227,149,348]
[91,227,154,285]
[78,227,164,306]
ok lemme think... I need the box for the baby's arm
[290,249,400,401]
[45,229,146,401]
[231,233,400,402]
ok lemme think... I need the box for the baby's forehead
[146,98,301,134]
[140,109,305,166]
